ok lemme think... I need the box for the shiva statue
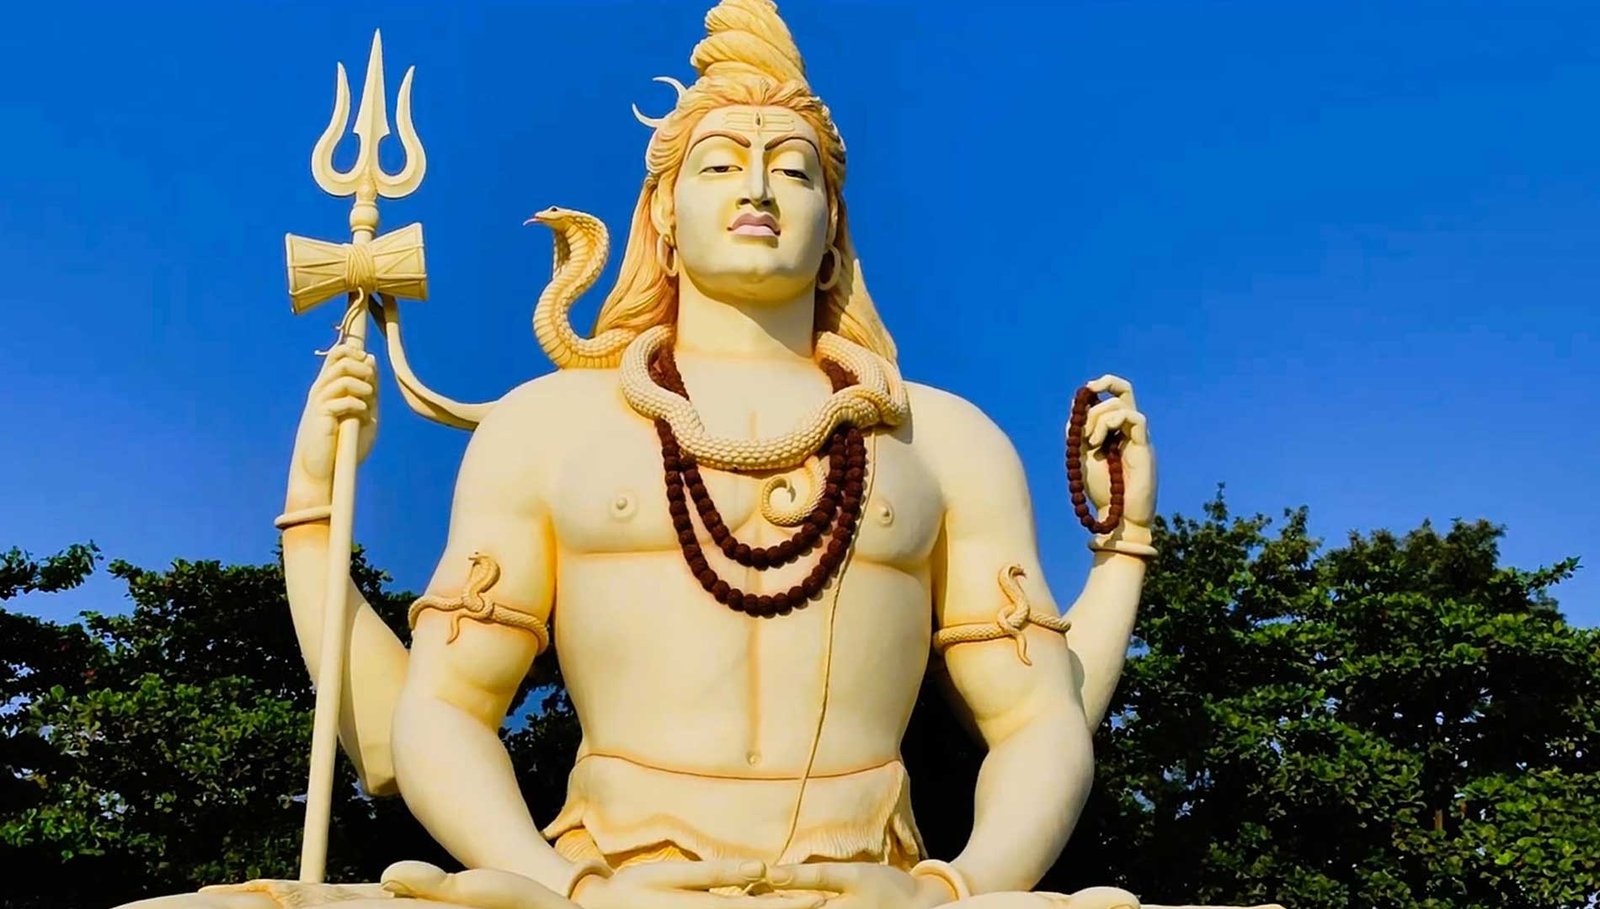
[123,2,1278,908]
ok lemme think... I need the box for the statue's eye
[775,168,811,183]
[701,164,741,174]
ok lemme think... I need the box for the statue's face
[672,105,830,303]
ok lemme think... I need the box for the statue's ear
[650,181,675,241]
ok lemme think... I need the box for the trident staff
[280,31,427,883]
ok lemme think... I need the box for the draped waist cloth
[543,752,926,870]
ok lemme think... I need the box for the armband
[408,552,550,655]
[931,565,1070,666]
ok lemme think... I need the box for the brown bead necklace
[650,346,869,618]
[1065,385,1126,534]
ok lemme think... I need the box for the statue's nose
[740,162,773,206]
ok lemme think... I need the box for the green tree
[1,544,106,837]
[1036,493,1599,908]
[0,546,451,908]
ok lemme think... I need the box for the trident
[282,31,427,883]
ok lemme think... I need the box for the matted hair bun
[691,0,807,87]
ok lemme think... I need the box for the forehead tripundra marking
[721,109,798,132]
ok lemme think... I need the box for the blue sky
[1,0,1596,627]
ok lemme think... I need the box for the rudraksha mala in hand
[1065,385,1126,535]
[650,347,869,618]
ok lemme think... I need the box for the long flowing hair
[587,0,897,363]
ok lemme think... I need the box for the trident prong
[311,30,426,203]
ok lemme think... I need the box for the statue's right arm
[281,350,586,897]
[387,384,592,898]
[281,344,408,796]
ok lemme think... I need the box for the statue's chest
[546,386,943,570]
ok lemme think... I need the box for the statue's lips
[729,214,780,237]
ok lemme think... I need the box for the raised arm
[280,344,409,796]
[916,380,1156,896]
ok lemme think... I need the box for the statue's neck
[673,274,816,361]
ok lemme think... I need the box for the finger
[1093,409,1149,449]
[1082,398,1126,449]
[1085,374,1137,409]
[311,363,373,399]
[766,863,861,893]
[1084,397,1125,422]
[323,344,373,364]
[310,352,350,393]
[1085,374,1132,396]
[744,896,826,909]
[319,376,375,402]
[326,355,377,382]
[1120,410,1149,446]
[617,883,825,909]
[379,861,448,898]
[319,343,362,368]
[317,347,376,386]
[640,889,824,909]
[325,399,370,420]
[625,859,771,891]
[1089,409,1131,449]
[382,863,574,909]
[656,889,825,909]
[1048,885,1142,909]
[325,375,375,397]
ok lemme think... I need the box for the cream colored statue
[123,3,1281,909]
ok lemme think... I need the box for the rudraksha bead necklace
[1065,385,1126,534]
[650,347,868,618]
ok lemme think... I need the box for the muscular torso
[534,355,946,777]
[389,344,1101,884]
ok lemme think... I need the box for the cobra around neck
[673,270,818,360]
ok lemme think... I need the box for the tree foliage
[0,546,447,908]
[2,495,1596,909]
[1048,494,1599,908]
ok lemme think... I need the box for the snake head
[463,551,501,593]
[524,206,575,228]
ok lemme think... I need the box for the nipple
[610,491,638,521]
[874,499,894,526]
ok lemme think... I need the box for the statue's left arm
[915,380,1155,896]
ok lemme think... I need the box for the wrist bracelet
[909,859,971,902]
[1087,536,1158,558]
[274,505,333,530]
